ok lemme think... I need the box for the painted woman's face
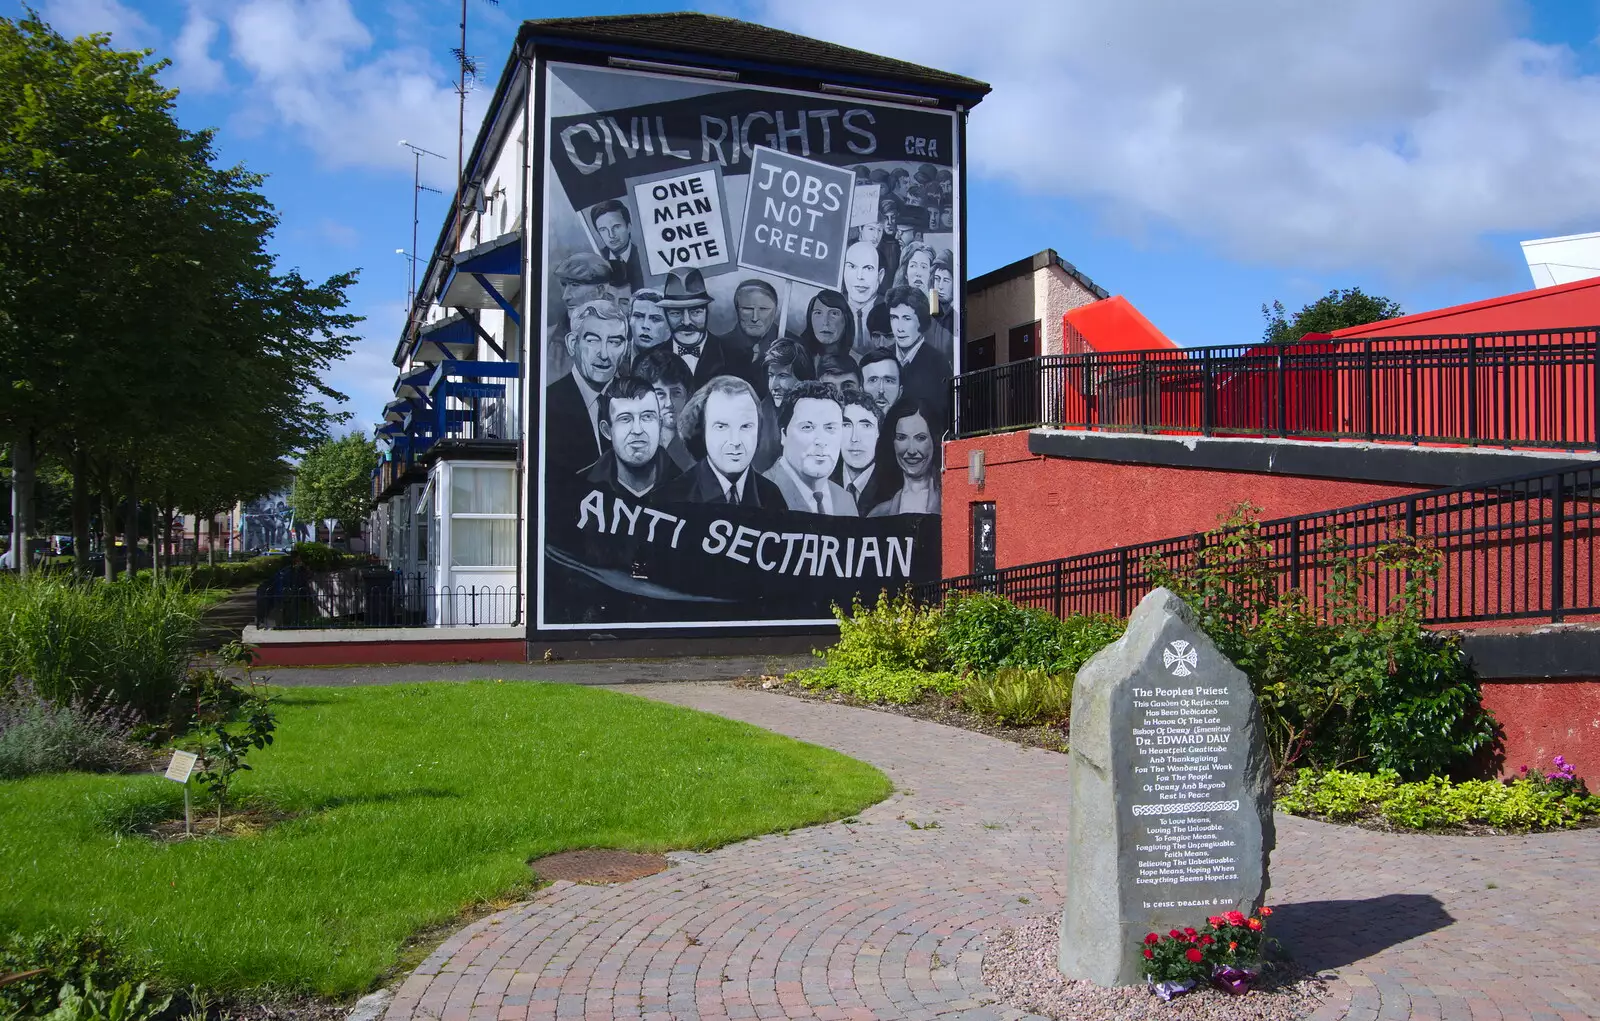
[906,251,932,290]
[811,302,846,347]
[893,412,933,481]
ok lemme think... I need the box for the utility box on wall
[521,16,990,637]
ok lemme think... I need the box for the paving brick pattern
[384,683,1600,1021]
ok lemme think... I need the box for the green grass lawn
[0,682,889,996]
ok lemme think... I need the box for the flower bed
[1278,759,1600,832]
[1141,908,1275,999]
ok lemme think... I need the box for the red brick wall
[253,639,527,667]
[941,432,1427,576]
[1481,679,1600,781]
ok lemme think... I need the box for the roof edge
[1330,274,1600,338]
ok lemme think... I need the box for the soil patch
[529,849,669,884]
[141,806,300,842]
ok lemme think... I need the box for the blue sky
[23,0,1600,431]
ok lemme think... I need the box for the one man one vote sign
[629,163,735,277]
[736,146,855,290]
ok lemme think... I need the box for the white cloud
[753,0,1600,277]
[218,0,475,184]
[37,0,152,45]
[169,2,226,93]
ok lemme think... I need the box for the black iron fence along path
[952,327,1600,449]
[255,570,520,629]
[918,466,1600,625]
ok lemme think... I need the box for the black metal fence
[952,327,1600,449]
[917,466,1600,625]
[255,570,520,629]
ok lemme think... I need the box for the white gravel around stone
[982,916,1329,1021]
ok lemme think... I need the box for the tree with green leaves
[291,433,378,539]
[0,12,361,580]
[1261,287,1403,345]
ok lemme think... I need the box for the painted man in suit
[590,199,644,292]
[762,381,857,516]
[833,389,887,514]
[657,267,752,392]
[842,241,885,359]
[657,375,785,508]
[545,299,628,479]
[580,376,679,500]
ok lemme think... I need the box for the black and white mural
[536,62,961,629]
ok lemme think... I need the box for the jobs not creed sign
[736,146,854,290]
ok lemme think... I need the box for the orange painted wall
[941,431,1427,577]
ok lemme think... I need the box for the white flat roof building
[1521,231,1600,288]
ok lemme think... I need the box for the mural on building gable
[239,491,294,552]
[537,62,961,628]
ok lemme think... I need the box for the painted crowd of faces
[542,157,957,519]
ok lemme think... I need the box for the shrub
[0,576,206,719]
[0,927,157,1021]
[794,664,962,704]
[819,590,944,672]
[1278,765,1600,831]
[1147,507,1496,779]
[938,593,1122,674]
[289,542,345,572]
[0,680,141,779]
[958,667,1073,726]
[166,555,287,591]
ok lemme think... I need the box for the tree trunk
[10,429,35,579]
[100,489,118,582]
[124,471,140,580]
[71,447,91,581]
[206,515,216,567]
[190,515,199,569]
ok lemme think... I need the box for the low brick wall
[1463,627,1600,780]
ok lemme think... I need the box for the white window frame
[441,461,517,572]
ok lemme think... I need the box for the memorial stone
[1057,587,1274,987]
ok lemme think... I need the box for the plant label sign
[737,146,854,289]
[165,749,199,784]
[629,163,734,278]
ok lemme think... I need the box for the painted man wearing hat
[658,267,751,392]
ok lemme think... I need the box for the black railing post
[1117,548,1130,616]
[1592,330,1600,451]
[1363,339,1375,441]
[1467,333,1479,444]
[1288,518,1302,592]
[1502,345,1513,448]
[1053,559,1064,619]
[1201,347,1214,437]
[1409,352,1420,444]
[1276,348,1288,437]
[1138,352,1150,434]
[1552,475,1566,623]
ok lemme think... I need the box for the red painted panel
[1481,679,1600,782]
[252,639,527,667]
[941,432,1424,577]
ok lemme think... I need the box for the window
[966,334,996,372]
[1008,320,1039,363]
[449,465,516,567]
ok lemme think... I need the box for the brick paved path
[384,683,1600,1021]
